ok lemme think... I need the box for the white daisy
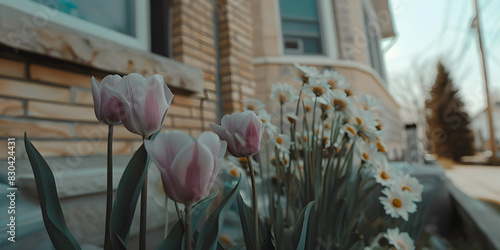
[342,123,358,138]
[356,93,382,111]
[301,78,330,98]
[318,69,349,89]
[384,228,415,250]
[286,112,298,124]
[242,99,265,112]
[294,62,320,81]
[373,157,399,187]
[274,133,292,153]
[394,175,424,202]
[329,89,351,112]
[356,140,378,163]
[271,82,298,104]
[258,109,278,139]
[348,107,378,140]
[379,186,417,221]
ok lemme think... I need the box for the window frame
[276,0,338,59]
[0,0,150,51]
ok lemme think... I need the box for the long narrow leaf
[237,194,256,250]
[24,133,81,250]
[110,143,149,247]
[196,179,240,250]
[157,219,184,250]
[191,190,219,236]
[293,201,315,250]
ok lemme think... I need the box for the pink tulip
[91,75,122,125]
[108,73,174,138]
[144,131,227,205]
[210,110,264,157]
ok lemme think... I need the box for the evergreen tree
[426,62,475,161]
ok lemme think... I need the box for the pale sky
[384,0,500,116]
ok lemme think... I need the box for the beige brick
[0,78,71,102]
[73,88,93,105]
[0,58,25,78]
[30,64,91,88]
[0,119,72,138]
[74,124,139,140]
[168,105,191,117]
[27,101,95,122]
[172,95,201,107]
[0,97,24,116]
[172,117,202,129]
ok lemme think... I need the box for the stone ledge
[0,6,204,93]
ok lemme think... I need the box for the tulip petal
[91,77,102,121]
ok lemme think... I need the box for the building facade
[0,0,402,247]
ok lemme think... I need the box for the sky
[384,0,500,117]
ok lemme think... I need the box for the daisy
[329,89,351,112]
[356,140,378,163]
[356,93,382,111]
[302,97,317,113]
[301,78,330,98]
[373,157,399,186]
[242,99,265,112]
[379,186,417,221]
[271,82,298,104]
[394,175,424,202]
[319,69,349,89]
[348,107,378,140]
[294,62,320,81]
[274,133,292,153]
[258,109,278,139]
[342,123,358,138]
[286,112,298,124]
[384,228,415,250]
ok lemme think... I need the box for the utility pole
[472,0,498,164]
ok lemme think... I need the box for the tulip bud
[107,73,174,138]
[210,110,265,157]
[144,131,227,205]
[91,75,122,125]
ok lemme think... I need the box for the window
[363,5,386,81]
[0,0,164,53]
[279,0,323,55]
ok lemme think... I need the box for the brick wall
[217,0,255,113]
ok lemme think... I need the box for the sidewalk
[445,165,500,205]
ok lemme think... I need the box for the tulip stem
[184,204,192,250]
[247,156,259,249]
[140,165,148,250]
[104,124,113,250]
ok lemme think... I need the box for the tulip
[91,75,122,125]
[209,110,264,157]
[144,131,227,205]
[108,73,174,138]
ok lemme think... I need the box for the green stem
[164,197,169,239]
[104,124,114,250]
[280,102,284,134]
[184,205,192,250]
[139,169,148,250]
[247,156,259,249]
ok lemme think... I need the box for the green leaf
[191,190,219,235]
[293,201,315,250]
[196,178,241,250]
[236,194,256,250]
[24,133,81,250]
[157,219,184,250]
[110,143,149,247]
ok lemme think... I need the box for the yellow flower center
[246,104,256,111]
[327,79,337,89]
[260,118,266,123]
[275,137,283,145]
[287,116,296,124]
[305,105,312,113]
[229,169,240,178]
[362,152,370,160]
[345,89,352,96]
[381,171,390,180]
[320,103,330,111]
[355,116,362,125]
[279,93,289,103]
[239,157,248,163]
[311,86,325,96]
[345,126,356,135]
[402,186,412,192]
[392,198,402,208]
[333,99,347,111]
[376,142,387,153]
